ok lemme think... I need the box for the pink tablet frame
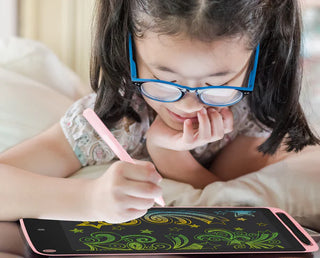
[19,206,319,256]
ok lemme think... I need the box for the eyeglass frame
[128,33,260,107]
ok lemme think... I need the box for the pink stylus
[83,108,165,207]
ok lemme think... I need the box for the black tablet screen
[59,207,304,254]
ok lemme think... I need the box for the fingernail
[185,119,192,125]
[201,108,207,115]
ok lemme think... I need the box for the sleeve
[60,93,143,166]
[60,93,112,166]
[60,93,119,166]
[231,99,272,138]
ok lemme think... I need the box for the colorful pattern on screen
[60,208,302,253]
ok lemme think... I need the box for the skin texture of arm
[147,132,292,188]
[146,141,220,189]
[0,123,86,221]
[209,134,291,181]
[0,123,163,222]
[0,123,82,178]
[0,163,92,221]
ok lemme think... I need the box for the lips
[167,109,199,123]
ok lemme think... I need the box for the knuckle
[128,209,148,219]
[146,169,155,181]
[146,183,160,195]
[218,131,225,139]
[225,126,234,134]
[112,190,124,202]
[222,108,234,120]
[110,161,125,175]
[141,168,156,183]
[203,134,211,141]
[144,198,155,208]
[211,110,220,118]
[212,132,224,141]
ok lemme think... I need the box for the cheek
[143,96,170,121]
[143,95,163,113]
[143,96,184,131]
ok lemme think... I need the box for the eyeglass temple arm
[248,44,260,90]
[128,33,138,79]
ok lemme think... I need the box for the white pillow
[0,37,86,152]
[0,37,86,99]
[0,68,74,152]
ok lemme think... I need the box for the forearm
[0,164,92,221]
[146,141,220,189]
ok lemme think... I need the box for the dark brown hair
[90,0,320,154]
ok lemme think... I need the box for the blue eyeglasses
[129,33,260,107]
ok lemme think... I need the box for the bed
[1,37,319,231]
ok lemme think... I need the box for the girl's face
[134,32,252,131]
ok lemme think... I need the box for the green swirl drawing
[79,232,171,251]
[142,210,229,227]
[195,229,283,250]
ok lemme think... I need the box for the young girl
[0,0,319,225]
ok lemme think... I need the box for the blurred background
[0,0,94,93]
[0,0,319,99]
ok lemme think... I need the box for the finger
[123,195,155,210]
[208,108,224,140]
[219,108,234,133]
[182,119,195,143]
[115,161,162,184]
[125,208,148,220]
[121,180,163,199]
[197,107,211,140]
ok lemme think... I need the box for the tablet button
[43,249,57,253]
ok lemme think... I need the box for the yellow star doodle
[112,226,126,231]
[76,221,111,229]
[140,229,153,234]
[256,222,268,227]
[69,228,83,233]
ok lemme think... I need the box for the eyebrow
[153,65,233,77]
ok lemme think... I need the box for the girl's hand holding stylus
[148,107,233,151]
[89,160,163,223]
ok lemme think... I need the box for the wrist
[36,177,95,221]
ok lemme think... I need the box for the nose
[173,92,205,113]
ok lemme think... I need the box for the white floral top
[60,93,271,168]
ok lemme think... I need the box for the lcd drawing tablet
[20,207,319,256]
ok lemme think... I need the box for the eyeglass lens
[140,82,243,106]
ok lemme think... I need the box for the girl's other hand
[88,160,163,223]
[148,107,233,151]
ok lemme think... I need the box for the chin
[162,118,183,131]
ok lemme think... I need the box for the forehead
[134,32,252,78]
